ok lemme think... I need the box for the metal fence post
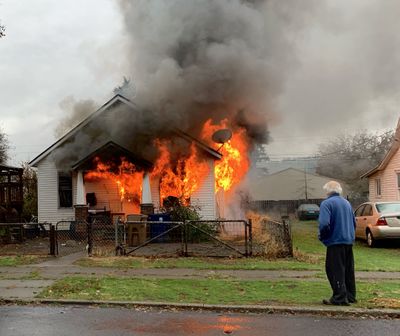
[87,220,93,256]
[283,218,293,257]
[248,218,253,257]
[244,220,248,257]
[184,220,188,257]
[49,224,56,256]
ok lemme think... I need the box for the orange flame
[151,140,210,204]
[201,119,250,193]
[85,157,143,203]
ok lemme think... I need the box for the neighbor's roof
[29,94,221,167]
[247,167,349,201]
[360,118,400,178]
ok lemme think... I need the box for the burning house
[29,94,253,223]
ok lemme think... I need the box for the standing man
[318,180,356,306]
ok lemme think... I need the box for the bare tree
[21,162,38,219]
[316,130,394,200]
[0,128,9,164]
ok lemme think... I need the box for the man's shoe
[348,299,357,304]
[322,299,350,306]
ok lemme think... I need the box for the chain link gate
[111,219,253,258]
[55,220,88,256]
[184,220,252,257]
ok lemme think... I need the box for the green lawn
[76,220,400,272]
[292,220,400,272]
[76,256,321,270]
[39,275,400,309]
[0,255,46,266]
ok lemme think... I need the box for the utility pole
[304,162,308,200]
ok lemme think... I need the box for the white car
[354,202,400,247]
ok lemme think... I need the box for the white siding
[191,159,216,220]
[369,147,400,202]
[37,157,74,224]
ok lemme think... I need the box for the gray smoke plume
[55,96,98,138]
[115,0,317,144]
[53,0,319,167]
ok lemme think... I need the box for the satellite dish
[212,128,232,144]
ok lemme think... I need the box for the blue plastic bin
[148,213,171,242]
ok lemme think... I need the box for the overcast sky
[1,0,399,166]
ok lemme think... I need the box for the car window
[362,204,373,216]
[303,204,319,210]
[376,203,400,214]
[354,205,365,217]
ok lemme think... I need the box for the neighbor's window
[397,173,400,189]
[375,178,381,196]
[58,172,72,208]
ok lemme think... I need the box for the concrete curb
[1,298,399,319]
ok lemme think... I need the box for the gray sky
[1,0,399,166]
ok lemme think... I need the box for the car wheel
[366,230,375,248]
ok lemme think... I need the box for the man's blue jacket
[318,193,356,246]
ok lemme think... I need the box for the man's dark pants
[325,244,356,304]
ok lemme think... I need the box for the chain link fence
[1,214,292,259]
[55,221,87,256]
[0,222,50,256]
[107,219,252,258]
[251,216,293,258]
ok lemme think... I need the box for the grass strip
[39,276,400,309]
[76,256,322,270]
[0,255,45,266]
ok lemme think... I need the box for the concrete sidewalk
[1,252,400,317]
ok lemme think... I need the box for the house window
[58,172,72,208]
[397,173,400,189]
[376,178,381,196]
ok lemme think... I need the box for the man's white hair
[323,181,342,195]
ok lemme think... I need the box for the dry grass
[247,211,292,258]
[91,246,115,257]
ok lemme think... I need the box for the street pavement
[1,252,400,317]
[1,305,400,336]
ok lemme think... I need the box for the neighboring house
[29,95,222,224]
[246,168,349,215]
[361,119,400,202]
[247,168,349,201]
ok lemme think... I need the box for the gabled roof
[29,94,221,167]
[71,141,153,171]
[247,167,349,201]
[361,118,400,178]
[174,129,222,160]
[30,94,133,167]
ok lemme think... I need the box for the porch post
[76,170,86,205]
[141,172,154,215]
[141,172,152,204]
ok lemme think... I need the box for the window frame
[58,171,73,208]
[375,178,381,197]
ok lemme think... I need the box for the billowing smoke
[115,0,316,144]
[53,0,318,167]
[54,96,98,138]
